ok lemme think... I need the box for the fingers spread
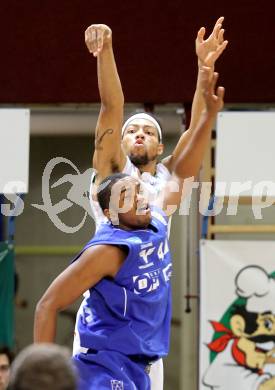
[214,16,224,28]
[215,39,228,58]
[218,28,225,44]
[216,40,229,57]
[222,40,229,49]
[197,27,206,42]
[205,40,228,66]
[213,23,222,40]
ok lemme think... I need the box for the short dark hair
[97,173,130,212]
[9,344,77,390]
[231,305,258,334]
[0,346,14,364]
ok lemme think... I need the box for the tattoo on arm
[95,128,114,150]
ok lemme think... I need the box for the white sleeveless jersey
[90,156,172,228]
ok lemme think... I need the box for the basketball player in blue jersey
[34,66,224,389]
[85,19,228,389]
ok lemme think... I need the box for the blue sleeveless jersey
[73,207,172,359]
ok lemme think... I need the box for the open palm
[196,17,228,67]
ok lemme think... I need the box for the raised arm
[163,17,228,172]
[160,66,224,214]
[34,245,125,343]
[85,24,126,182]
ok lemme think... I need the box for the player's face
[108,177,151,229]
[121,119,163,166]
[0,354,10,390]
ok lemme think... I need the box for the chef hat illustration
[235,265,275,313]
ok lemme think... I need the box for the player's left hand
[196,16,228,68]
[200,66,224,114]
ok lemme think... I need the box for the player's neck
[117,223,146,231]
[137,160,157,176]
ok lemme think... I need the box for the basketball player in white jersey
[86,18,227,226]
[82,19,228,388]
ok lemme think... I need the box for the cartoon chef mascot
[203,265,275,390]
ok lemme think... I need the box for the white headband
[121,113,162,142]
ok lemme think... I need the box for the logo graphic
[133,270,161,294]
[163,263,172,282]
[110,379,124,390]
[139,243,155,269]
[32,157,96,233]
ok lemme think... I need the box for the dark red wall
[1,1,275,104]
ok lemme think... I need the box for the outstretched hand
[196,17,228,68]
[85,24,112,57]
[200,66,225,114]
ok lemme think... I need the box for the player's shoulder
[85,243,125,258]
[159,155,172,171]
[94,223,139,248]
[156,160,172,181]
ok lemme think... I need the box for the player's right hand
[85,24,112,57]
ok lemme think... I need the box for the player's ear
[157,143,164,156]
[104,208,120,226]
[230,315,246,337]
